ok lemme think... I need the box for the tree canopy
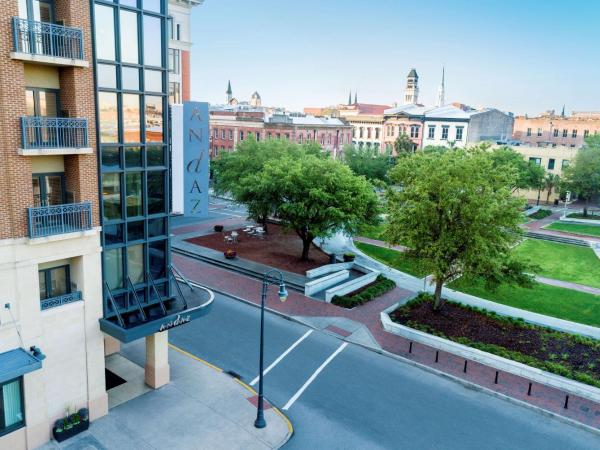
[386,146,534,309]
[563,136,600,216]
[490,146,546,192]
[393,133,414,155]
[343,144,394,184]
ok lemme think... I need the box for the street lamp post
[254,269,288,429]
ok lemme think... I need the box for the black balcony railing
[13,17,84,60]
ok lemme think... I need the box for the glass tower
[92,0,171,323]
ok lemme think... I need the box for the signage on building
[183,101,209,217]
[158,314,191,332]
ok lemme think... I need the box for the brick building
[513,110,600,148]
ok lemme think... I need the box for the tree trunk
[433,280,444,311]
[546,187,551,205]
[301,238,312,261]
[536,189,541,206]
[261,216,268,234]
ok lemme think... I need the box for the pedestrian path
[38,340,292,450]
[535,275,600,296]
[523,210,600,243]
[353,236,408,252]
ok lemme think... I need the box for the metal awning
[0,348,43,384]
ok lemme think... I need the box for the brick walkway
[173,253,600,431]
[524,211,600,243]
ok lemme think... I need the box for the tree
[544,173,560,205]
[563,136,600,216]
[490,146,545,193]
[386,147,534,310]
[343,144,394,184]
[393,133,413,155]
[259,154,379,260]
[212,136,323,231]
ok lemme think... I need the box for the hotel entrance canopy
[0,348,43,384]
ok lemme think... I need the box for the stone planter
[224,250,237,259]
[53,419,89,443]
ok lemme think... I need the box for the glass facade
[93,0,170,320]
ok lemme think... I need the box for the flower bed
[568,212,600,220]
[390,294,600,388]
[528,209,552,220]
[331,275,395,308]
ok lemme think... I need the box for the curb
[186,280,600,438]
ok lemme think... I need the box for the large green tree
[343,144,394,184]
[393,133,414,155]
[563,136,600,216]
[259,154,379,260]
[386,147,534,310]
[490,146,545,193]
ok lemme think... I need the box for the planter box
[53,419,89,443]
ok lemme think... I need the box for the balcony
[27,202,92,239]
[19,117,92,156]
[11,17,88,67]
[41,291,82,311]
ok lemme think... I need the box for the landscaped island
[391,294,600,388]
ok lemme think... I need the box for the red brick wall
[181,50,191,102]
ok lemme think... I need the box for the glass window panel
[25,90,35,116]
[98,64,117,89]
[145,70,162,92]
[126,172,143,217]
[144,0,161,13]
[148,217,165,237]
[102,173,122,220]
[1,379,24,429]
[145,96,163,142]
[104,223,123,245]
[94,5,116,61]
[149,240,166,279]
[49,267,68,297]
[127,244,144,284]
[143,15,162,67]
[120,10,139,64]
[127,220,145,241]
[125,146,142,167]
[122,94,140,143]
[146,145,164,166]
[39,271,47,300]
[38,91,58,117]
[99,92,118,143]
[121,0,137,7]
[122,67,140,91]
[147,171,165,214]
[105,248,123,290]
[101,146,121,169]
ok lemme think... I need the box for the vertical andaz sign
[183,102,209,217]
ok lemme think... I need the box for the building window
[562,160,570,169]
[221,129,225,140]
[375,128,380,139]
[537,128,542,137]
[526,128,531,136]
[169,82,180,104]
[39,265,70,301]
[229,130,233,140]
[367,128,371,139]
[529,157,542,166]
[240,131,244,141]
[213,129,218,139]
[428,125,435,139]
[548,158,555,170]
[168,48,180,74]
[256,132,261,141]
[441,126,449,140]
[359,127,363,138]
[410,125,419,138]
[562,129,568,137]
[456,126,464,141]
[584,130,590,138]
[285,133,290,140]
[553,129,559,137]
[572,129,577,138]
[0,378,24,435]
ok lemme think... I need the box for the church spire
[226,80,232,103]
[561,104,565,117]
[436,66,445,107]
[348,90,352,106]
[354,91,357,105]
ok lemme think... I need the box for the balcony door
[32,173,65,207]
[25,88,60,147]
[31,0,54,23]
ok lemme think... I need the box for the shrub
[214,224,224,232]
[343,252,356,262]
[529,209,552,220]
[332,275,395,308]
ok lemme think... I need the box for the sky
[189,0,600,115]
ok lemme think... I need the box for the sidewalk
[523,210,600,243]
[38,340,292,450]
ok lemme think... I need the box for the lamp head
[278,282,288,303]
[30,346,46,361]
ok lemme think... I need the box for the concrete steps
[525,231,591,247]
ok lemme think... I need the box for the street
[168,291,599,450]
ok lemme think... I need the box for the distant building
[383,104,429,152]
[404,68,419,105]
[513,110,600,148]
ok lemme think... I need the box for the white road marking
[250,330,313,386]
[282,342,348,411]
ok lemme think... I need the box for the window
[127,244,144,284]
[102,173,121,220]
[548,158,555,170]
[359,127,363,138]
[229,130,233,140]
[553,129,559,137]
[98,64,117,89]
[213,129,218,139]
[105,248,123,290]
[0,378,24,435]
[562,160,570,169]
[562,129,568,137]
[526,128,532,136]
[143,15,163,67]
[456,126,464,141]
[428,125,435,139]
[176,24,181,40]
[126,172,143,217]
[147,171,165,214]
[410,125,419,138]
[122,67,140,91]
[221,129,225,140]
[537,128,542,137]
[367,128,371,139]
[120,10,139,64]
[441,126,449,140]
[39,265,70,301]
[145,96,163,142]
[240,131,244,141]
[256,132,261,141]
[122,94,140,142]
[99,92,118,143]
[584,130,590,138]
[168,82,180,104]
[146,70,163,92]
[529,157,542,166]
[267,132,272,139]
[375,128,380,139]
[168,49,180,74]
[572,129,577,138]
[94,4,116,61]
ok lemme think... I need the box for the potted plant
[224,249,237,259]
[214,224,224,232]
[53,407,89,443]
[343,252,356,262]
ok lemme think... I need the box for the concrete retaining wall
[306,262,353,279]
[325,271,379,302]
[304,270,349,296]
[380,302,600,404]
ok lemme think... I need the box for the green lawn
[512,239,600,289]
[357,222,388,240]
[545,222,600,238]
[355,242,430,278]
[448,277,600,328]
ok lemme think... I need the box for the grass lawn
[512,239,600,289]
[545,221,600,238]
[357,222,388,240]
[355,242,429,278]
[448,277,600,328]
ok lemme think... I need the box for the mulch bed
[391,295,600,387]
[185,223,330,275]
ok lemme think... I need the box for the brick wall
[181,50,191,102]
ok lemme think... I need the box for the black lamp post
[254,269,288,429]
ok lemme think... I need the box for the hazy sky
[189,0,600,115]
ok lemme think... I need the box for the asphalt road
[169,292,599,450]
